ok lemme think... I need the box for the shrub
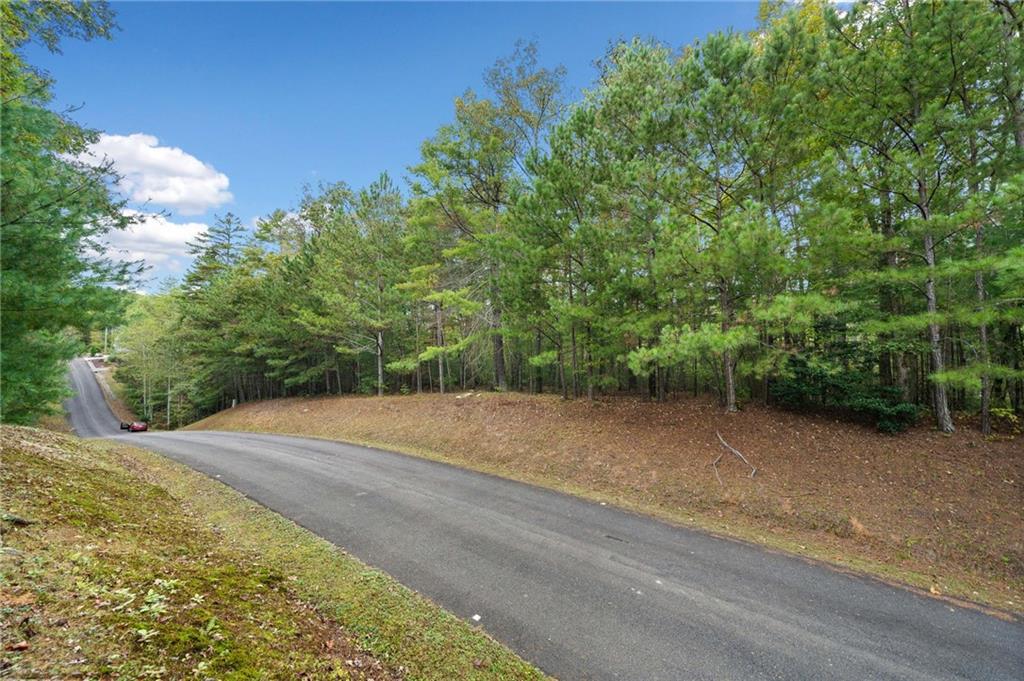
[771,356,919,433]
[990,407,1020,435]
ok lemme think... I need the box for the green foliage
[358,373,381,396]
[848,397,920,435]
[771,356,920,433]
[111,2,1023,434]
[1,0,136,424]
[629,325,758,377]
[990,407,1021,435]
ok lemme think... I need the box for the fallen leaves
[0,591,37,607]
[192,393,1024,610]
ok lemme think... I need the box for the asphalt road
[65,359,1023,680]
[65,357,124,437]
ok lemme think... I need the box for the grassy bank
[0,426,545,679]
[189,392,1024,616]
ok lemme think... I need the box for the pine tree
[1,0,139,424]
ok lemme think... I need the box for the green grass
[0,426,546,680]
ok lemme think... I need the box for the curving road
[65,359,1023,680]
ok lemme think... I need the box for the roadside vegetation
[1,1,139,425]
[189,392,1024,615]
[1,1,1021,672]
[0,426,545,679]
[89,356,140,424]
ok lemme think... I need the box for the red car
[120,421,148,432]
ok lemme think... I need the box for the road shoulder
[187,393,1024,617]
[0,425,545,680]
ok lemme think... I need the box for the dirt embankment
[191,392,1024,614]
[87,357,136,423]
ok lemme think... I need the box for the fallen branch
[708,431,757,486]
[710,455,724,486]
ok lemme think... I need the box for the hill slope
[190,392,1024,613]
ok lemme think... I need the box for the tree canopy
[1,0,138,424]
[15,0,1022,436]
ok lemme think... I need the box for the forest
[113,0,1024,435]
[5,0,1024,435]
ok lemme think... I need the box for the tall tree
[112,11,1023,435]
[814,0,1011,432]
[411,42,565,391]
[1,0,139,423]
[298,175,408,396]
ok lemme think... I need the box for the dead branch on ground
[709,431,757,486]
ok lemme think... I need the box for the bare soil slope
[190,392,1023,613]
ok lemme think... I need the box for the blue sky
[28,1,760,287]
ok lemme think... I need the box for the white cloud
[105,210,208,266]
[85,133,233,215]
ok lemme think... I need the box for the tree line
[1,1,142,424]
[90,1,1024,433]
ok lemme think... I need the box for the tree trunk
[961,92,993,431]
[977,262,992,435]
[435,304,445,395]
[692,357,699,397]
[720,286,737,412]
[491,279,507,391]
[923,231,955,432]
[565,253,579,399]
[415,320,423,394]
[533,329,542,394]
[879,183,902,390]
[970,158,992,433]
[898,353,910,401]
[570,325,580,399]
[492,326,507,391]
[558,347,567,400]
[996,0,1024,148]
[1015,324,1024,413]
[376,331,384,397]
[585,325,595,400]
[722,353,736,412]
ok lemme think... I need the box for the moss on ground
[0,426,545,680]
